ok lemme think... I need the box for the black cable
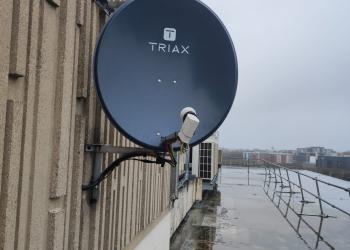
[133,158,175,166]
[82,151,156,190]
[82,151,176,191]
[133,159,158,164]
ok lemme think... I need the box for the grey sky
[202,0,350,151]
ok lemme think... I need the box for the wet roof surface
[170,166,350,250]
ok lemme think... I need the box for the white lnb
[178,107,200,144]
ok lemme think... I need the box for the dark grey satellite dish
[94,0,238,151]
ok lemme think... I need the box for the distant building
[243,152,261,161]
[296,152,309,164]
[309,155,317,164]
[260,152,295,165]
[244,151,295,165]
[338,152,350,157]
[316,156,350,170]
[296,147,336,165]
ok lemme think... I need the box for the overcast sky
[202,0,350,152]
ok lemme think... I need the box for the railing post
[315,217,324,249]
[285,192,292,217]
[247,164,250,186]
[278,167,283,187]
[277,184,282,208]
[297,172,305,202]
[315,178,324,215]
[286,169,292,193]
[296,202,305,232]
[268,167,272,188]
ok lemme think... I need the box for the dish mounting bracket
[84,144,157,203]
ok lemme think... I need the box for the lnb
[178,107,200,144]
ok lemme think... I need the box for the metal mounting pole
[90,150,103,203]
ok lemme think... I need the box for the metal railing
[263,160,350,217]
[263,160,350,249]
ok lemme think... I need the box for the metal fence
[262,160,350,249]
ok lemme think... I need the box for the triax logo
[148,27,190,55]
[163,28,176,41]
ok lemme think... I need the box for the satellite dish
[94,0,238,151]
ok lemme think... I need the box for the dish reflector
[94,0,238,150]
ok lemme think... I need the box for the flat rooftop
[170,167,350,249]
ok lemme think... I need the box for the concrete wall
[0,1,171,249]
[170,179,202,236]
[178,151,186,176]
[129,212,171,250]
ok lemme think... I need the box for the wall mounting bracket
[95,0,124,15]
[83,144,174,204]
[85,144,155,155]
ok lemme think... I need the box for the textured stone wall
[0,1,171,249]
